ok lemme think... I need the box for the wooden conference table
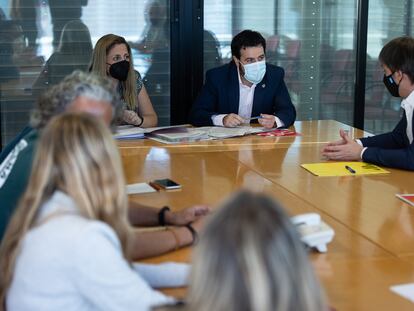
[119,120,414,311]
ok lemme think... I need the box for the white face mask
[241,60,266,84]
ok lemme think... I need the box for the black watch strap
[158,206,170,226]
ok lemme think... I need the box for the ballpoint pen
[248,116,262,121]
[345,165,356,174]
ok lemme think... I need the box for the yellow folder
[301,162,390,177]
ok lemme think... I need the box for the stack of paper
[114,124,270,143]
[147,126,267,144]
[114,126,146,140]
[149,130,208,143]
[205,126,265,138]
[126,182,157,194]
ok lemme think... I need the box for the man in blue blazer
[322,37,414,170]
[190,30,296,129]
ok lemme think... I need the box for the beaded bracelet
[185,223,199,245]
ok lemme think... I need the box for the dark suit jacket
[189,62,296,127]
[361,111,414,170]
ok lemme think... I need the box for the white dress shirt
[212,67,284,127]
[401,90,414,144]
[7,191,173,311]
[357,89,414,159]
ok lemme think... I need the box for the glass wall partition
[2,0,414,148]
[364,0,411,134]
[0,0,171,148]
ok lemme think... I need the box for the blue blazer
[189,62,296,127]
[361,111,414,170]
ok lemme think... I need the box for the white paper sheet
[126,182,157,194]
[390,283,414,303]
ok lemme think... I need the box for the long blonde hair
[89,34,138,110]
[0,113,131,308]
[187,191,326,311]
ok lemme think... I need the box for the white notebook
[390,283,414,303]
[126,182,157,194]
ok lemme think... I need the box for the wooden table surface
[120,120,414,311]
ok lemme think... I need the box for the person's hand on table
[321,129,363,161]
[223,113,245,127]
[325,128,349,147]
[258,114,276,129]
[180,217,207,246]
[123,109,143,126]
[165,205,211,226]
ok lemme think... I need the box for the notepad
[301,162,390,177]
[126,182,157,194]
[390,283,414,303]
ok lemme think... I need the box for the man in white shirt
[190,29,296,129]
[322,36,414,170]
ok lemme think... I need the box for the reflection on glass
[49,0,87,48]
[129,0,170,126]
[0,0,172,147]
[9,0,38,48]
[0,20,23,84]
[203,29,221,74]
[365,0,409,134]
[32,20,93,97]
[0,19,43,146]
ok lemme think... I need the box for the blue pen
[248,116,262,121]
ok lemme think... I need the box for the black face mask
[108,60,130,81]
[383,73,400,97]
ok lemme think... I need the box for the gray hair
[186,191,326,311]
[30,70,122,129]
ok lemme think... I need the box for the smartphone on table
[151,178,182,190]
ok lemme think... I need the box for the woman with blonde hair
[90,34,158,127]
[157,191,327,311]
[0,113,171,310]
